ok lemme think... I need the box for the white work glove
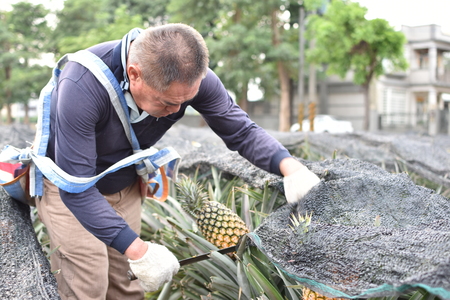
[128,242,180,292]
[283,165,320,204]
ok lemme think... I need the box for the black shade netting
[249,158,450,299]
[0,188,60,299]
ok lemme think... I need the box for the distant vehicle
[290,114,354,133]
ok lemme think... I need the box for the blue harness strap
[32,56,67,196]
[0,48,181,199]
[1,145,179,194]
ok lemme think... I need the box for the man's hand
[280,158,320,204]
[128,242,180,292]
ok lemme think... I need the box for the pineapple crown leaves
[289,211,312,234]
[175,174,209,219]
[374,215,381,227]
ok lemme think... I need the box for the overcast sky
[354,0,450,34]
[3,0,450,34]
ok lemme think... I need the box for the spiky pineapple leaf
[175,174,209,219]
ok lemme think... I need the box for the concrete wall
[327,92,365,130]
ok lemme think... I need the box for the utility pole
[297,1,305,131]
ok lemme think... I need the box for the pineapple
[290,213,346,300]
[302,287,346,300]
[176,175,249,249]
[289,211,312,234]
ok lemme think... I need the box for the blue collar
[112,41,124,85]
[111,28,143,91]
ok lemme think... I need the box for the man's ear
[127,64,141,82]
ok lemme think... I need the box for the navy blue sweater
[46,40,291,253]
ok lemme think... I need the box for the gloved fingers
[283,166,320,204]
[128,242,180,292]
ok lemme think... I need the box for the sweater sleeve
[191,69,291,176]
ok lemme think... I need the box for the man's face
[128,64,201,118]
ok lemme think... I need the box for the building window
[440,52,450,82]
[382,88,407,127]
[416,49,429,69]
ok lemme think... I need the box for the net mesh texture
[155,125,450,299]
[0,188,60,299]
[250,158,450,299]
[1,124,450,299]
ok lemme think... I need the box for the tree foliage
[0,0,410,130]
[105,0,169,26]
[306,0,408,129]
[167,0,223,33]
[205,2,278,109]
[51,0,107,54]
[168,0,300,130]
[57,5,144,56]
[53,0,145,57]
[0,2,52,124]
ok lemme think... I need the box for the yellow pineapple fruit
[291,214,353,300]
[176,175,249,249]
[302,287,347,300]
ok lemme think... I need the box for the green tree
[306,0,408,130]
[8,64,51,124]
[168,0,256,111]
[267,0,300,131]
[104,0,169,26]
[0,2,52,124]
[57,5,144,56]
[203,2,276,112]
[167,0,222,33]
[0,10,15,124]
[169,0,300,131]
[51,0,108,56]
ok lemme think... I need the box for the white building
[322,24,450,135]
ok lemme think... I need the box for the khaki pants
[36,178,145,300]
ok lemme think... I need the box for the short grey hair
[128,23,209,92]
